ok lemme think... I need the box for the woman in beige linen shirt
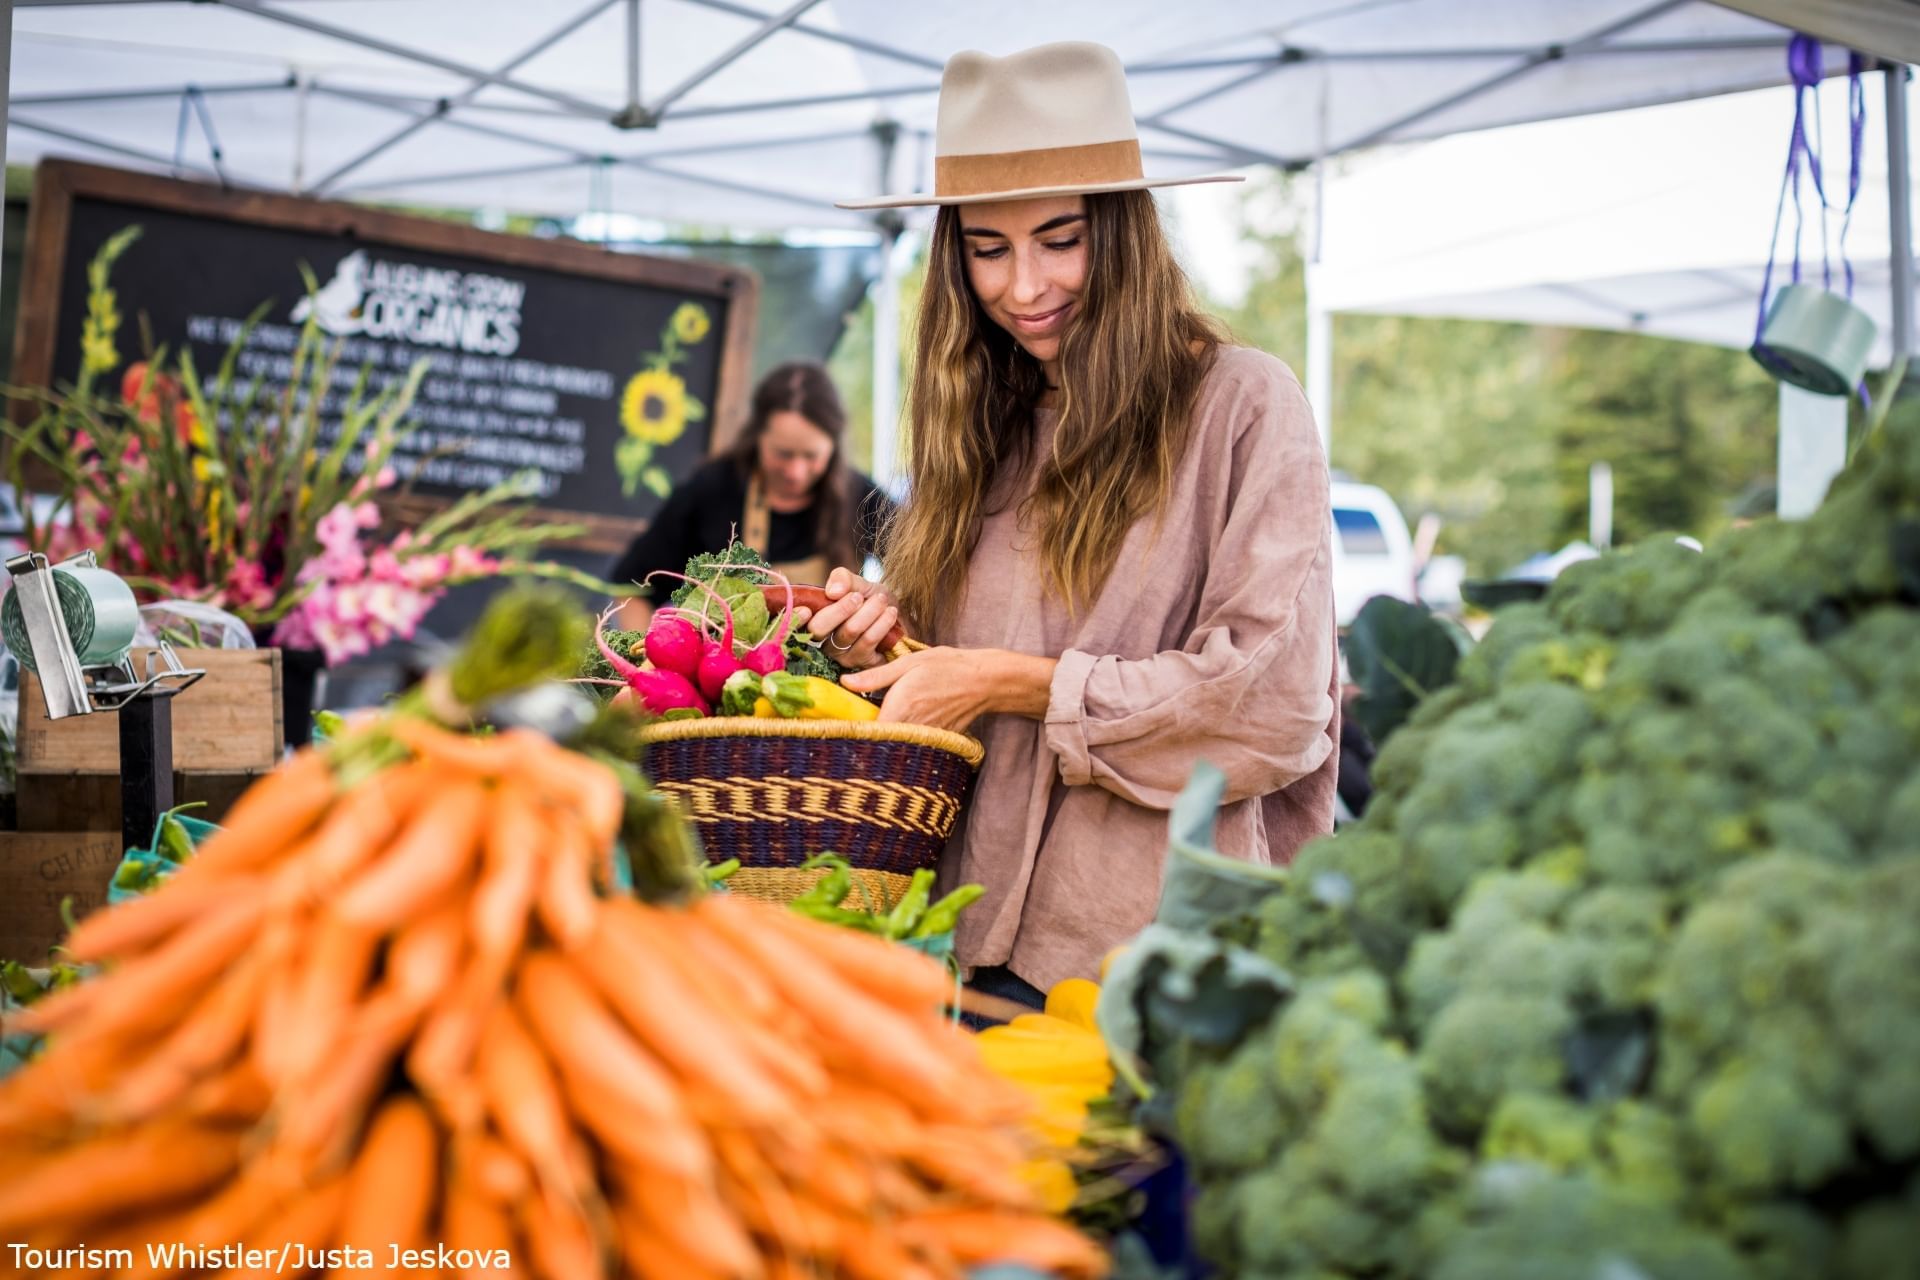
[800,42,1340,996]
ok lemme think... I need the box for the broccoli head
[1148,396,1920,1280]
[1430,1172,1752,1280]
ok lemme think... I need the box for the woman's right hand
[791,566,902,670]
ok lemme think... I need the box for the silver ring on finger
[827,635,855,652]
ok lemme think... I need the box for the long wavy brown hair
[881,189,1225,634]
[727,361,860,573]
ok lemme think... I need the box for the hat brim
[836,171,1243,210]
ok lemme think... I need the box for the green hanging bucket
[0,560,140,673]
[1751,283,1879,397]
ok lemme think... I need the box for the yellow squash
[751,672,880,721]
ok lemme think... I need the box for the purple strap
[1755,38,1869,348]
[1843,53,1865,300]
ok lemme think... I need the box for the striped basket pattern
[636,718,984,907]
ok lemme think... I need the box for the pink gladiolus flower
[447,545,501,579]
[401,553,452,590]
[227,559,277,613]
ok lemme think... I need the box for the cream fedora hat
[838,41,1243,209]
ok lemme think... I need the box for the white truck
[1330,480,1418,627]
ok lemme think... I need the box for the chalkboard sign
[11,160,759,551]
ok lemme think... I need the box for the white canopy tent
[1311,73,1918,515]
[1313,79,1916,363]
[6,0,1920,482]
[13,2,1915,221]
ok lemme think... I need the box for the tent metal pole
[1137,61,1287,129]
[292,71,310,193]
[647,0,825,121]
[1140,119,1299,169]
[679,0,942,71]
[623,154,852,213]
[331,87,583,120]
[187,88,230,187]
[1335,0,1686,152]
[11,114,221,178]
[1306,301,1332,450]
[335,158,586,196]
[310,0,618,193]
[870,121,902,492]
[669,83,938,120]
[15,79,294,107]
[627,0,641,106]
[1888,64,1915,359]
[315,84,593,159]
[337,128,870,195]
[309,105,454,195]
[1127,37,1789,73]
[614,124,869,162]
[873,227,902,490]
[1,0,10,307]
[321,90,831,214]
[1306,75,1332,449]
[215,0,614,117]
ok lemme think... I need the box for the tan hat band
[934,138,1144,198]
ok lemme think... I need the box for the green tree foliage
[1206,176,1782,575]
[1547,328,1782,550]
[827,249,927,476]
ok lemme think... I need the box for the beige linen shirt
[932,346,1340,990]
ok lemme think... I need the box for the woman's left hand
[840,647,1058,734]
[839,648,989,734]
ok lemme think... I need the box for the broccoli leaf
[1564,1009,1656,1104]
[784,636,844,681]
[670,539,770,607]
[1346,595,1469,748]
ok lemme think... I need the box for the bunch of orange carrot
[0,717,1107,1280]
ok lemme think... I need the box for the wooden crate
[0,832,123,962]
[15,773,119,834]
[15,769,273,834]
[18,648,284,773]
[176,769,272,823]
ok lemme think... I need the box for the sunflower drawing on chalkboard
[671,302,712,345]
[622,370,687,445]
[617,302,712,498]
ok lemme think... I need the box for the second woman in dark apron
[609,361,896,626]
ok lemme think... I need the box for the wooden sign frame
[10,158,761,552]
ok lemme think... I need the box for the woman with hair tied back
[797,41,1341,1003]
[609,361,894,622]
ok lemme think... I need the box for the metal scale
[4,551,205,850]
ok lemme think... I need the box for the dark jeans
[961,963,1046,1030]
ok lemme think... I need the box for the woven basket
[636,718,984,908]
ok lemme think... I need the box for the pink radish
[594,604,710,716]
[609,676,703,715]
[645,571,748,702]
[739,641,786,677]
[696,639,745,703]
[642,608,704,678]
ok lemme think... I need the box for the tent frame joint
[611,104,660,130]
